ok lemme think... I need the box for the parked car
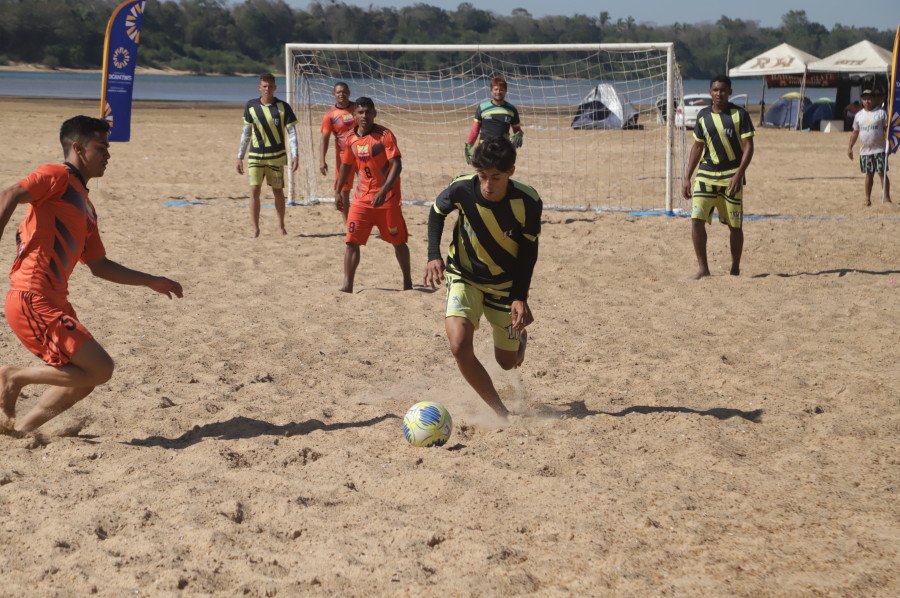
[674,93,748,128]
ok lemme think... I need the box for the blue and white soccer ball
[402,401,452,447]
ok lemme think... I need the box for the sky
[287,1,899,30]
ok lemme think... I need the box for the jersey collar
[64,162,88,188]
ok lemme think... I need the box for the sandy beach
[0,97,897,596]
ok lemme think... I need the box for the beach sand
[0,97,897,596]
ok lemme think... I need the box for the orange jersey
[10,164,106,306]
[340,125,402,207]
[321,103,357,153]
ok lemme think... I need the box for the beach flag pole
[99,1,147,143]
[884,24,900,204]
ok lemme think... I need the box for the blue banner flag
[100,1,146,142]
[888,24,900,154]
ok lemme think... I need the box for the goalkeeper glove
[510,131,524,148]
[464,143,473,165]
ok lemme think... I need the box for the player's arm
[425,186,458,288]
[334,162,352,211]
[86,257,183,299]
[509,200,542,330]
[730,137,754,196]
[847,130,860,160]
[236,123,251,175]
[465,120,481,164]
[372,157,402,208]
[682,140,704,199]
[319,132,331,175]
[0,184,33,242]
[287,125,299,173]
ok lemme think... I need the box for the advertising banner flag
[100,1,146,142]
[887,24,900,155]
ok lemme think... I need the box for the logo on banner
[103,102,114,127]
[113,47,130,69]
[125,1,145,42]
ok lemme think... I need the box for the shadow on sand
[753,268,900,278]
[529,401,762,423]
[127,414,399,449]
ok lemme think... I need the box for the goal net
[285,44,685,213]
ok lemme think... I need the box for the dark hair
[490,76,507,89]
[471,137,516,172]
[354,96,376,110]
[710,74,732,89]
[59,116,110,154]
[259,73,276,85]
[334,81,350,92]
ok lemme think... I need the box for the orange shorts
[5,290,94,366]
[334,157,354,193]
[346,202,409,246]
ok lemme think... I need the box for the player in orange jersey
[0,116,183,434]
[320,82,357,223]
[335,97,412,293]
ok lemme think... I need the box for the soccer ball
[402,401,452,447]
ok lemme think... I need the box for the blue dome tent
[762,92,812,129]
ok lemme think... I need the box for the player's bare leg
[864,172,874,206]
[272,188,288,235]
[249,185,262,237]
[446,317,510,418]
[729,226,743,276]
[339,190,350,224]
[1,340,114,433]
[691,218,711,279]
[394,243,413,290]
[340,243,360,293]
[879,173,892,203]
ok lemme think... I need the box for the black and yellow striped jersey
[692,103,755,185]
[428,174,542,302]
[243,97,298,164]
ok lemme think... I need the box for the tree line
[0,0,894,78]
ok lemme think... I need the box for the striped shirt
[475,100,521,141]
[243,97,298,164]
[693,103,755,185]
[429,174,541,302]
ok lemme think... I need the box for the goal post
[285,43,684,213]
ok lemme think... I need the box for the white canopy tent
[808,40,892,74]
[729,43,820,128]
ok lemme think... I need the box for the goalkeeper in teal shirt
[464,76,523,164]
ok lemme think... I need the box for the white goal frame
[285,43,679,213]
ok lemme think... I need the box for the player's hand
[511,131,524,148]
[334,193,344,212]
[320,162,328,176]
[291,157,299,173]
[464,143,472,165]
[847,147,853,160]
[728,174,743,197]
[235,159,244,175]
[510,300,533,331]
[372,193,387,208]
[423,259,445,289]
[682,179,692,200]
[148,276,183,299]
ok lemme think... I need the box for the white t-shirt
[852,108,887,155]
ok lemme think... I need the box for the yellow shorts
[445,272,521,352]
[691,180,743,229]
[248,161,285,189]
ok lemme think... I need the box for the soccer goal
[285,43,685,213]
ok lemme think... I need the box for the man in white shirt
[848,88,892,206]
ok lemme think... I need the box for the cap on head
[861,88,873,97]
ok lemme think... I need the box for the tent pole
[797,70,807,130]
[759,78,767,125]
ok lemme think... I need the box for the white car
[674,93,748,129]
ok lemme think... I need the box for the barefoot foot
[0,366,23,421]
